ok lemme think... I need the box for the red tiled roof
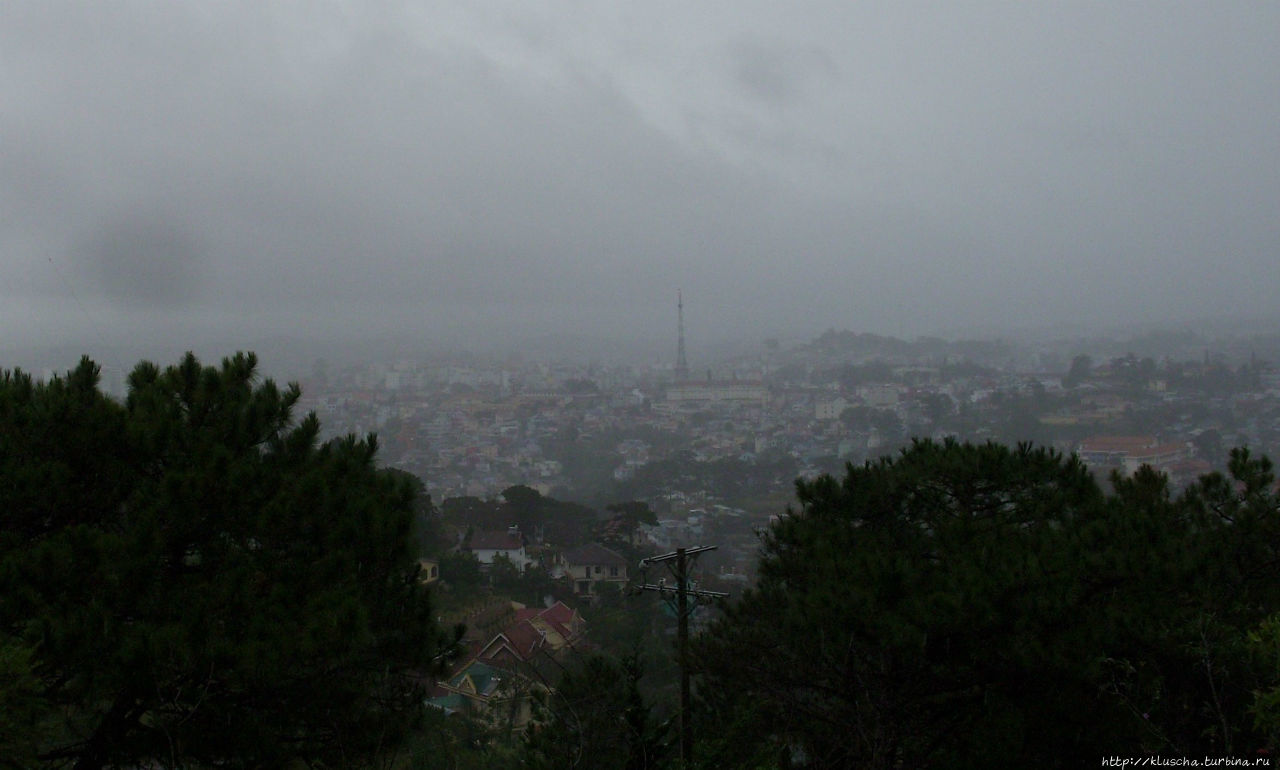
[1165,458,1212,475]
[496,602,581,647]
[478,621,545,663]
[511,608,540,625]
[506,621,545,658]
[539,601,576,627]
[1128,443,1190,459]
[1079,436,1157,453]
[540,616,572,640]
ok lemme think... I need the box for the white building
[815,397,849,420]
[666,381,768,408]
[466,527,532,570]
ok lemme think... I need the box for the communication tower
[675,290,689,381]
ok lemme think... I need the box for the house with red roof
[428,600,585,731]
[1076,435,1195,478]
[477,621,547,669]
[512,601,584,651]
[476,600,584,666]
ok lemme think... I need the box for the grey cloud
[727,39,838,105]
[78,213,204,308]
[2,2,1279,358]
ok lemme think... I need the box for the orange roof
[1078,436,1157,453]
[1128,443,1189,459]
[671,380,765,388]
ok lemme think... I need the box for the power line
[637,545,728,764]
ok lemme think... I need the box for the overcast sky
[3,1,1279,364]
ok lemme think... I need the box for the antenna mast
[675,290,689,381]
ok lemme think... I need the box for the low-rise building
[1076,435,1196,478]
[428,659,540,730]
[560,543,629,596]
[666,380,768,408]
[467,526,532,570]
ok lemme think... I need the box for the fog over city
[3,2,1279,370]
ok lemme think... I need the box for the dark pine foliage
[695,439,1280,769]
[0,353,457,769]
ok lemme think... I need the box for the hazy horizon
[4,3,1279,368]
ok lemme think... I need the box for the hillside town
[304,331,1280,497]
[273,327,1280,739]
[295,328,1280,590]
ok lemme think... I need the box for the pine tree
[0,353,457,769]
[695,439,1278,768]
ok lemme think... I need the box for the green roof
[449,660,501,696]
[427,692,468,713]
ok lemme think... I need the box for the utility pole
[638,545,728,764]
